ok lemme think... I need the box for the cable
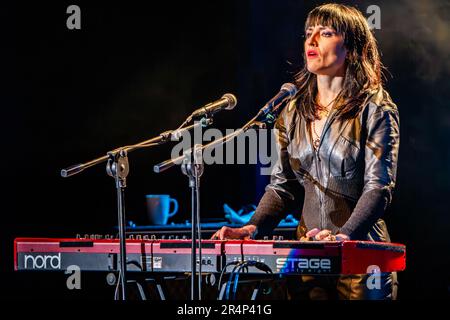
[176,118,190,131]
[232,262,249,300]
[223,260,273,300]
[254,261,273,274]
[127,142,160,149]
[225,261,251,300]
[216,261,240,300]
[225,261,246,300]
[113,260,143,300]
[232,261,273,300]
[114,270,121,300]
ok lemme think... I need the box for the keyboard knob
[278,236,284,240]
[272,236,278,241]
[263,236,269,240]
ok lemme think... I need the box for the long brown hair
[295,3,385,120]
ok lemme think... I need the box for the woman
[211,3,400,300]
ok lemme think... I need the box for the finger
[315,229,332,240]
[317,230,332,240]
[210,231,219,240]
[240,227,251,239]
[315,230,325,240]
[306,228,320,238]
[324,231,334,240]
[299,236,310,242]
[335,234,349,241]
[229,228,244,239]
[219,227,229,240]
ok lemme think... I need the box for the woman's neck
[316,74,344,108]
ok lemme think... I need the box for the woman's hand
[305,228,350,241]
[210,225,256,240]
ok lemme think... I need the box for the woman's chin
[307,66,342,77]
[306,62,325,74]
[306,65,321,75]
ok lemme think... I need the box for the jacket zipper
[313,147,324,230]
[313,109,339,230]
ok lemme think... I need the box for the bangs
[304,5,350,35]
[296,3,383,121]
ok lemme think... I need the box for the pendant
[313,138,320,149]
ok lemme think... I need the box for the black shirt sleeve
[340,105,400,239]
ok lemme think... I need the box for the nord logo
[24,253,61,269]
[276,258,331,271]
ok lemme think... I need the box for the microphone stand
[181,143,204,300]
[60,118,212,300]
[154,109,282,301]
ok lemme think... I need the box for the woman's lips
[307,49,319,59]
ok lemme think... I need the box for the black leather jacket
[250,88,400,241]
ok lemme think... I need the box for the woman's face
[304,25,347,76]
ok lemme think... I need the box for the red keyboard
[14,238,406,275]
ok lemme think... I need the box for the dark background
[1,0,449,299]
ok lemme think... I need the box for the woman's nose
[306,31,319,47]
[306,38,317,47]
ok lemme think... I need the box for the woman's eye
[321,31,334,37]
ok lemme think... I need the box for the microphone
[188,93,237,120]
[257,83,298,118]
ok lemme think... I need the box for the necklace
[312,121,321,149]
[311,95,339,149]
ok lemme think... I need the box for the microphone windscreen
[222,93,237,110]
